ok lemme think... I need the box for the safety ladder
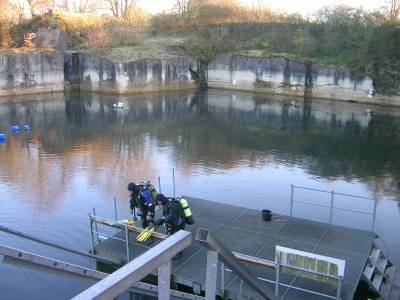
[363,243,397,299]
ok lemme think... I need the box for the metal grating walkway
[94,197,376,300]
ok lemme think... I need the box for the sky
[137,0,388,16]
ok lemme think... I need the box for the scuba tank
[177,197,195,225]
[142,181,158,201]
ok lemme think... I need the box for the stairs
[363,243,398,300]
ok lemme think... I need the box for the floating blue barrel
[0,133,6,143]
[23,124,31,132]
[11,125,20,133]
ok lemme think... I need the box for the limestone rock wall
[208,54,400,106]
[0,51,65,96]
[1,51,400,107]
[72,54,198,94]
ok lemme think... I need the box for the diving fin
[136,229,148,241]
[141,226,156,242]
[136,226,156,242]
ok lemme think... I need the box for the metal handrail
[294,199,331,208]
[91,230,152,250]
[90,215,168,240]
[292,185,376,201]
[292,185,333,194]
[223,268,338,300]
[333,206,372,215]
[0,224,118,266]
[290,184,378,231]
[0,243,202,300]
[72,230,192,300]
[89,215,169,263]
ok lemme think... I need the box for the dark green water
[0,89,399,299]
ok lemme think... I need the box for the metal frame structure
[91,215,282,298]
[196,228,347,300]
[289,184,378,231]
[89,215,168,263]
[72,230,192,300]
[274,246,345,300]
[195,228,278,300]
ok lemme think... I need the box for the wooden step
[369,248,381,265]
[377,257,388,274]
[373,273,384,291]
[364,264,375,280]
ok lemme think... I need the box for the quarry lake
[0,89,400,299]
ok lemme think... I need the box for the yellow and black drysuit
[154,194,185,235]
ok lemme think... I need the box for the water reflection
[1,90,400,204]
[1,89,400,299]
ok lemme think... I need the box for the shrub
[123,6,150,26]
[0,0,23,48]
[47,16,59,29]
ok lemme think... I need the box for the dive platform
[92,197,399,300]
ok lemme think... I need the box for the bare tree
[14,1,25,22]
[26,0,36,16]
[387,0,400,21]
[25,0,55,16]
[174,0,194,20]
[59,0,98,13]
[0,0,25,47]
[105,0,136,17]
[123,5,150,25]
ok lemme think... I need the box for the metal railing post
[336,276,343,300]
[92,207,99,242]
[89,214,95,255]
[220,262,225,297]
[114,194,118,221]
[158,176,162,193]
[158,260,171,300]
[172,169,176,198]
[275,261,280,298]
[372,198,378,232]
[125,224,130,262]
[205,250,218,300]
[290,184,294,217]
[329,191,334,224]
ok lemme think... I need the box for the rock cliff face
[208,55,400,105]
[1,51,399,107]
[67,53,198,94]
[0,51,64,96]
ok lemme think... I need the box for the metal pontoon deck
[93,197,380,300]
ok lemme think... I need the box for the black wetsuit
[156,198,185,234]
[129,189,155,228]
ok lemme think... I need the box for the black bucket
[262,209,272,221]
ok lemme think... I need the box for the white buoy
[113,101,124,109]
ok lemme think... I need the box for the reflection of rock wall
[1,51,400,107]
[0,51,65,96]
[74,54,198,94]
[206,89,400,130]
[208,55,400,106]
